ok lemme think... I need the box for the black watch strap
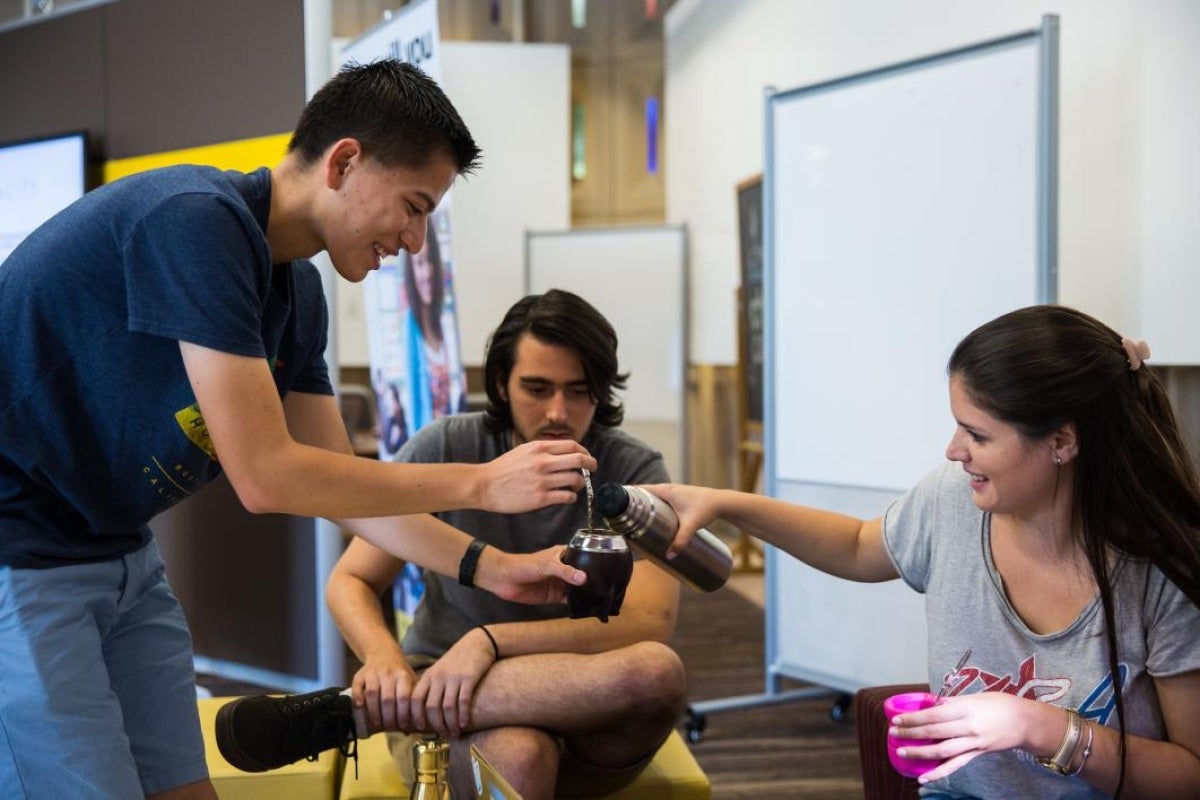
[458,538,488,588]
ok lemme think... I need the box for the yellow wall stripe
[103,132,292,184]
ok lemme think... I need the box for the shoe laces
[281,692,359,779]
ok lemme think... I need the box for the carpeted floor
[671,584,865,799]
[198,581,867,798]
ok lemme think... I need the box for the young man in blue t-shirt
[0,61,593,800]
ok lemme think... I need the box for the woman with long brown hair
[652,305,1200,798]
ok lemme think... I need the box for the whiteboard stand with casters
[684,14,1059,742]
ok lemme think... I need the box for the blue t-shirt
[0,165,332,567]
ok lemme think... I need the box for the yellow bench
[200,696,343,800]
[339,728,710,800]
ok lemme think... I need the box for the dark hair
[288,59,481,175]
[949,304,1200,794]
[403,218,445,346]
[483,290,628,434]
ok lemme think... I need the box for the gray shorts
[0,541,208,798]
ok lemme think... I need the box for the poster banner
[342,0,467,633]
[342,0,468,458]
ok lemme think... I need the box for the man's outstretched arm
[179,343,595,518]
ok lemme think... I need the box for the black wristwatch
[458,538,488,588]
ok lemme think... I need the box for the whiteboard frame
[524,225,690,480]
[761,17,1059,694]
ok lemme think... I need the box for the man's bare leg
[436,640,686,796]
[215,641,685,792]
[449,726,560,800]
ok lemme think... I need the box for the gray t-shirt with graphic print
[883,461,1200,800]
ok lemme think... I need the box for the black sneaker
[215,688,358,773]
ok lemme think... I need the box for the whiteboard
[765,20,1057,690]
[526,227,687,476]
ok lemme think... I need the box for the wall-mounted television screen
[0,131,88,266]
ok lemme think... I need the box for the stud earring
[1053,453,1062,467]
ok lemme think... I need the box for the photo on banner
[343,0,467,638]
[364,208,468,459]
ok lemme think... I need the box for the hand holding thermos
[560,483,735,623]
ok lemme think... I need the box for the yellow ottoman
[613,732,710,800]
[338,733,406,800]
[199,696,343,800]
[338,730,709,800]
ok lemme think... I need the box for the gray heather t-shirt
[883,462,1200,800]
[399,412,669,658]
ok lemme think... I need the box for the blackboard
[736,174,764,427]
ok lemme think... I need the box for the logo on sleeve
[175,403,217,461]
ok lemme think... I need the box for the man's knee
[470,729,559,772]
[617,641,687,718]
[468,726,559,778]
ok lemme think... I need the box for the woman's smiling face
[944,376,1060,515]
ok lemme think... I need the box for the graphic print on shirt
[134,401,219,506]
[174,403,216,460]
[140,456,206,504]
[1076,663,1128,726]
[170,357,280,463]
[946,654,1128,726]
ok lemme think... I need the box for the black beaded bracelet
[458,538,487,588]
[477,625,500,659]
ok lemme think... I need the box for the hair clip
[1121,337,1151,372]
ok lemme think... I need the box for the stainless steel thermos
[595,484,733,592]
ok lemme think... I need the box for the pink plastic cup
[884,691,944,778]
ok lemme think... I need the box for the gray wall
[0,0,305,159]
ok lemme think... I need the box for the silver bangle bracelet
[1067,719,1095,777]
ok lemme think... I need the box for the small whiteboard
[764,19,1058,691]
[525,227,687,476]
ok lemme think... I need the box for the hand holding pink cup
[884,691,945,778]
